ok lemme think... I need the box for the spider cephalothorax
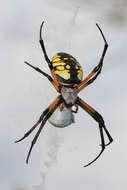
[15,21,113,167]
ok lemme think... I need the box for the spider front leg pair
[24,22,60,92]
[77,24,108,92]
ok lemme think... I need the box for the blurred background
[1,0,127,189]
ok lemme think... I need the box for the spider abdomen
[52,52,83,86]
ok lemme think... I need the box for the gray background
[1,0,127,189]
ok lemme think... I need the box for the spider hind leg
[15,96,63,164]
[15,108,49,143]
[93,112,113,146]
[76,97,113,167]
[83,121,106,167]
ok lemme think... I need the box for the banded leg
[76,97,113,167]
[15,95,63,163]
[77,24,108,93]
[24,61,60,92]
[39,21,60,91]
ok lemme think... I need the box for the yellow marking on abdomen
[66,65,70,69]
[55,70,70,80]
[64,58,69,60]
[53,58,61,62]
[56,66,65,71]
[77,69,83,80]
[52,62,66,67]
[75,65,79,69]
[70,57,75,61]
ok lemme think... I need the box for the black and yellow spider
[15,21,113,167]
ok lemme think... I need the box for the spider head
[52,52,83,86]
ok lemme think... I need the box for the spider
[15,21,113,167]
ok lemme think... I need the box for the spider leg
[76,97,113,167]
[26,111,51,164]
[24,61,53,82]
[24,61,60,92]
[84,126,105,167]
[15,95,63,163]
[39,21,60,91]
[39,21,52,69]
[77,24,108,93]
[15,108,49,143]
[93,111,113,147]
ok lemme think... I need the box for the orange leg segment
[77,71,95,93]
[51,68,60,92]
[76,97,113,167]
